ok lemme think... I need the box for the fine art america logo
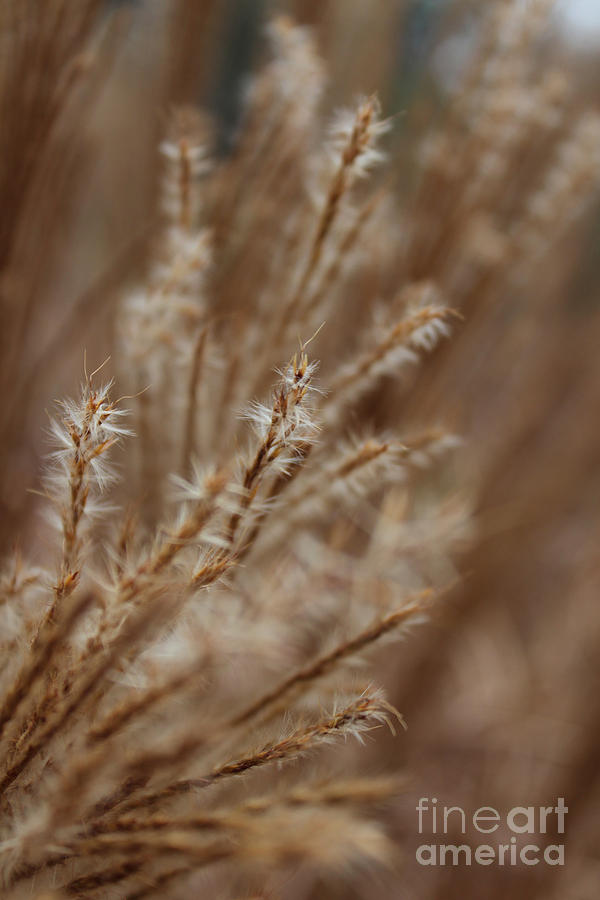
[416,797,567,867]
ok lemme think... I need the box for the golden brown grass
[1,2,599,898]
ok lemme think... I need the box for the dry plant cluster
[0,1,599,898]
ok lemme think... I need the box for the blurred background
[1,1,599,897]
